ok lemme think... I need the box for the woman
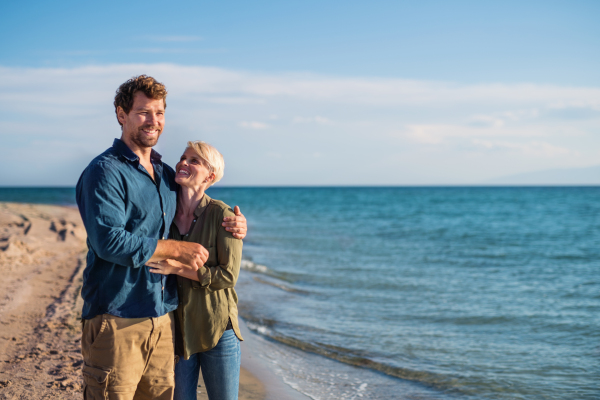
[148,141,243,400]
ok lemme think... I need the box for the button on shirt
[76,139,178,319]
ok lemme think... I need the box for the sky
[1,0,599,186]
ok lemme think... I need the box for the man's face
[118,91,165,149]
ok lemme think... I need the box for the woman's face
[175,148,212,189]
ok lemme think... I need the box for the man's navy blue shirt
[76,139,178,319]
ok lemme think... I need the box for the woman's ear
[205,172,216,184]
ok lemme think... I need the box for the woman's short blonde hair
[185,141,224,186]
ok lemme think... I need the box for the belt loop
[150,316,156,335]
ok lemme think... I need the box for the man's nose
[147,112,160,124]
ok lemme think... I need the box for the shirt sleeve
[76,162,158,268]
[196,206,243,292]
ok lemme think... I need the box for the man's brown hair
[114,75,168,126]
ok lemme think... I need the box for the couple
[76,75,245,400]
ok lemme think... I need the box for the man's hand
[174,241,209,269]
[148,240,208,270]
[223,205,247,239]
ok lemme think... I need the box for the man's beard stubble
[130,125,162,149]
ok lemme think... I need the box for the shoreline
[0,202,277,400]
[238,319,310,400]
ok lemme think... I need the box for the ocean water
[207,187,600,400]
[0,187,76,206]
[3,186,598,399]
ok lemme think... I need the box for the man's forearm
[147,239,209,270]
[147,240,180,263]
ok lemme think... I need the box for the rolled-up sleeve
[77,162,158,268]
[196,207,242,292]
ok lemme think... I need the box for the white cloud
[0,63,599,185]
[471,140,573,157]
[150,35,203,43]
[292,116,331,124]
[135,48,192,54]
[209,97,266,105]
[467,115,505,128]
[238,121,269,130]
[404,123,544,145]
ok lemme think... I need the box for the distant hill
[487,165,600,185]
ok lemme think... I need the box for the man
[76,75,247,400]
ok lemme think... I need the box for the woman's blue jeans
[174,329,241,400]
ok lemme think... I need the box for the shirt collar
[112,138,163,164]
[193,193,212,218]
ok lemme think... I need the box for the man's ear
[117,106,127,125]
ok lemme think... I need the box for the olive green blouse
[171,194,244,359]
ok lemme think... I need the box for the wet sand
[0,202,266,400]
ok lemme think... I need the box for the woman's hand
[223,205,247,239]
[148,259,197,276]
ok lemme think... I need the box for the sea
[1,186,598,400]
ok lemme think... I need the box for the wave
[240,259,269,273]
[251,276,310,294]
[240,258,311,294]
[242,317,521,398]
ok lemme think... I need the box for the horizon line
[1,184,600,189]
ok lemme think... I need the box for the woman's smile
[175,148,211,187]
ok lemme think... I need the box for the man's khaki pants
[81,313,175,400]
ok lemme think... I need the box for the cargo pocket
[82,363,111,400]
[143,374,175,398]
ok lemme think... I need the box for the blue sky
[1,0,599,185]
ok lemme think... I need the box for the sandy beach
[0,202,267,400]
